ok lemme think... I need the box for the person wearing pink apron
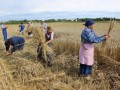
[79,19,110,77]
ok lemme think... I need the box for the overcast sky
[0,0,120,20]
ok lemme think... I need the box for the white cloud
[0,0,119,20]
[0,0,120,15]
[31,0,120,12]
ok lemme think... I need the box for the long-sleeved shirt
[10,36,25,52]
[40,23,47,33]
[81,27,105,44]
[19,24,25,31]
[1,24,7,30]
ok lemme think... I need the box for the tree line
[1,17,120,24]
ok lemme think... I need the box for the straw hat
[47,26,54,32]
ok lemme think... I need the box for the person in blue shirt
[5,36,25,55]
[0,22,8,41]
[19,23,25,35]
[78,19,110,79]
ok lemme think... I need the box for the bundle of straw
[25,26,34,33]
[29,26,53,60]
[101,19,116,51]
[107,19,115,35]
[0,59,16,90]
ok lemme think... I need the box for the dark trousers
[79,64,92,76]
[37,45,52,67]
[11,44,24,53]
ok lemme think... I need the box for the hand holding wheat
[104,34,110,39]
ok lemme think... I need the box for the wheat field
[0,22,120,90]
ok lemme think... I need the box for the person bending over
[5,36,25,55]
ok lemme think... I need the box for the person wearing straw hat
[45,26,54,45]
[5,36,25,55]
[18,23,25,35]
[0,21,8,41]
[78,19,110,79]
[37,26,54,67]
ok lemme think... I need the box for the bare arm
[46,32,54,44]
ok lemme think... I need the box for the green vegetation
[1,17,120,24]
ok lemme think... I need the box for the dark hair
[21,23,23,24]
[5,39,12,51]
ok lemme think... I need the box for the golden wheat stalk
[25,72,66,84]
[107,19,115,34]
[29,26,53,60]
[0,60,17,90]
[101,19,116,51]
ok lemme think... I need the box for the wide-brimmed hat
[47,26,54,32]
[83,19,94,26]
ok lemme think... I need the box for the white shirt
[46,32,54,40]
[51,32,54,40]
[0,24,5,29]
[40,23,47,33]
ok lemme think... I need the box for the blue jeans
[79,64,92,76]
[11,44,24,53]
[2,29,7,41]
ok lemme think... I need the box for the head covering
[83,19,94,27]
[47,26,53,32]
